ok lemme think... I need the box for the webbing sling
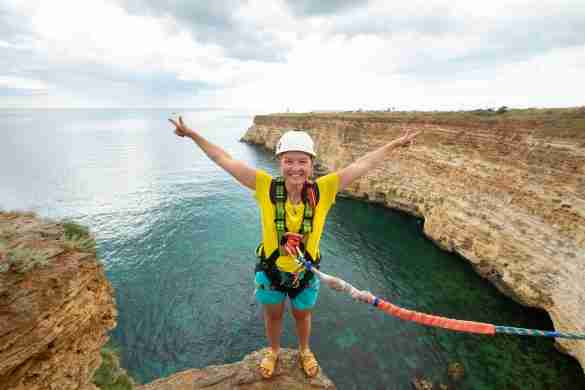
[270,177,317,256]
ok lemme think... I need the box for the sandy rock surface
[137,348,336,390]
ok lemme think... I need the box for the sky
[1,0,584,113]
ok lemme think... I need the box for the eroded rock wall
[0,212,117,390]
[242,113,585,371]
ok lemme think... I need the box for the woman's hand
[337,128,422,190]
[393,129,420,148]
[167,115,258,190]
[168,116,193,138]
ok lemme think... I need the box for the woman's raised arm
[169,116,257,190]
[337,129,420,191]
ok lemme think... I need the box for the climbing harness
[269,176,318,255]
[282,235,585,341]
[255,177,320,298]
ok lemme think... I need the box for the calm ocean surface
[1,108,583,389]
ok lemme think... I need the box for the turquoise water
[1,109,583,389]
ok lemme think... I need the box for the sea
[1,108,583,389]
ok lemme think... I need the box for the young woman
[169,116,418,378]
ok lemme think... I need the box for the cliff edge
[0,211,117,390]
[241,108,585,372]
[137,348,336,390]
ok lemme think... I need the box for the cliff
[0,211,117,390]
[241,108,585,372]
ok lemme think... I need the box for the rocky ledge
[137,348,336,390]
[241,109,585,372]
[0,211,117,390]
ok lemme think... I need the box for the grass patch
[93,342,135,390]
[60,220,96,254]
[0,239,9,273]
[61,235,97,254]
[0,247,51,274]
[0,224,18,240]
[0,217,98,274]
[62,220,91,239]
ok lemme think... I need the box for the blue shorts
[254,271,320,310]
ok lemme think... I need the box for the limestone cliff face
[0,212,117,390]
[242,111,585,371]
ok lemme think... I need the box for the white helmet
[275,130,316,157]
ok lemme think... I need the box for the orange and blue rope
[287,241,585,340]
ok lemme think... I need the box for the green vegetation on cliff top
[257,106,585,138]
[0,212,97,274]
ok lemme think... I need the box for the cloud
[0,13,50,103]
[0,75,47,90]
[0,0,226,107]
[327,3,461,37]
[283,0,369,17]
[325,0,585,79]
[0,1,35,42]
[0,87,47,97]
[0,0,583,109]
[115,0,291,62]
[45,61,212,105]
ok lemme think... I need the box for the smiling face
[278,151,313,186]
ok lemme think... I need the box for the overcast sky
[1,0,584,112]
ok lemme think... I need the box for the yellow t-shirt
[254,170,339,272]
